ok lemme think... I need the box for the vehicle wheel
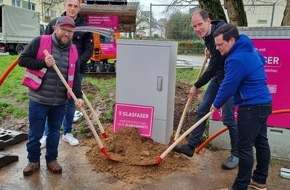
[15,44,25,55]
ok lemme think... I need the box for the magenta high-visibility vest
[22,35,78,98]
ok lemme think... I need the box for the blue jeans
[232,102,272,190]
[44,74,83,135]
[27,100,66,162]
[188,78,238,157]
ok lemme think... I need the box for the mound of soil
[84,81,203,182]
[84,125,193,183]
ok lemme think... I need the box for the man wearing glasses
[19,16,83,176]
[40,0,93,148]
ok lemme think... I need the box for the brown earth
[83,81,201,183]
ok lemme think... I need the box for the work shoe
[248,180,267,190]
[23,161,40,176]
[222,155,239,170]
[62,133,79,146]
[40,135,47,149]
[46,160,62,174]
[173,144,194,157]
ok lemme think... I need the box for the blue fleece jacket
[213,34,272,108]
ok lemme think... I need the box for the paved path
[177,55,207,69]
[0,139,289,190]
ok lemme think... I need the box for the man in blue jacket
[211,24,272,190]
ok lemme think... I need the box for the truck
[0,4,40,55]
[79,0,137,73]
[87,32,120,73]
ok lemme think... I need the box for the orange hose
[195,127,228,154]
[195,109,290,154]
[0,58,19,86]
[271,109,290,115]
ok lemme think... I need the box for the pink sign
[212,39,290,129]
[100,43,116,54]
[87,15,119,31]
[113,103,154,137]
[254,39,290,128]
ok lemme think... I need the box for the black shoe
[222,155,239,170]
[173,144,194,157]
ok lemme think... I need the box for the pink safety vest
[22,35,78,98]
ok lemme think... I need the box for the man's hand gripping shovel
[43,50,118,162]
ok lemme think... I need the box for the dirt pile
[84,124,193,183]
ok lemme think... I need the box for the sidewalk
[177,55,207,69]
[0,139,289,190]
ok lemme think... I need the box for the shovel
[156,111,213,165]
[43,50,118,161]
[174,56,208,141]
[82,90,108,140]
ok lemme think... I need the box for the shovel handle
[159,111,213,161]
[52,64,105,150]
[195,56,208,83]
[82,90,108,139]
[174,96,193,141]
[174,57,208,141]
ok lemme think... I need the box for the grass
[0,55,28,121]
[0,55,200,125]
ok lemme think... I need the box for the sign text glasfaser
[113,103,154,137]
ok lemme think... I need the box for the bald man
[173,9,239,170]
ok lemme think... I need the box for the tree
[165,11,198,40]
[198,0,227,21]
[223,0,247,26]
[281,0,290,25]
[168,0,248,26]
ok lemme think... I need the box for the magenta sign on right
[254,39,290,128]
[212,39,290,128]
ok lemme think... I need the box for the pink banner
[113,103,154,137]
[212,39,290,128]
[100,43,116,54]
[87,15,118,30]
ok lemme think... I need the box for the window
[29,2,35,10]
[257,19,268,24]
[12,0,22,7]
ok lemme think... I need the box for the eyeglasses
[59,27,74,34]
[215,40,226,47]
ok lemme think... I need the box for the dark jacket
[194,20,226,88]
[213,34,272,108]
[44,13,93,74]
[18,34,83,106]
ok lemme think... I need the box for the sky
[137,0,195,20]
[137,0,172,19]
[139,0,162,8]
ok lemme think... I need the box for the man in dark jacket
[19,16,83,176]
[173,9,239,170]
[212,23,272,190]
[40,0,93,147]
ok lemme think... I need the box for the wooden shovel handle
[160,111,213,160]
[51,61,105,150]
[82,90,108,139]
[174,57,208,141]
